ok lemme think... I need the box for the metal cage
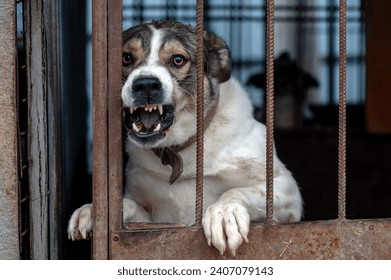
[90,0,391,260]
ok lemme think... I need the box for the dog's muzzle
[123,76,174,144]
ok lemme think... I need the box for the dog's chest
[129,171,226,223]
[127,151,248,220]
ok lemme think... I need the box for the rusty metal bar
[112,219,391,259]
[265,0,275,224]
[107,0,124,260]
[338,0,347,221]
[92,0,109,260]
[195,0,205,227]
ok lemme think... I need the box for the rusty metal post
[265,0,275,224]
[337,0,347,221]
[92,0,123,260]
[107,0,124,259]
[92,0,109,260]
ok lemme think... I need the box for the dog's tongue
[139,110,160,129]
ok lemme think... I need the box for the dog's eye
[123,53,134,66]
[172,55,186,67]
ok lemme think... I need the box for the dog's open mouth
[124,104,174,139]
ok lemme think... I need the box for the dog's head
[122,20,231,149]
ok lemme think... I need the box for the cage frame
[91,0,391,260]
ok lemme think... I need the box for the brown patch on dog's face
[122,24,152,81]
[160,40,192,79]
[122,39,146,77]
[159,38,197,119]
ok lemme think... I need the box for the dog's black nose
[132,76,162,94]
[131,76,163,105]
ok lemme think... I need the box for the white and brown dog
[68,20,302,256]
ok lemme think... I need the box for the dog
[247,52,319,128]
[68,20,303,256]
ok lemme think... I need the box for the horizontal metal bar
[123,4,361,12]
[123,16,363,23]
[111,219,391,259]
[124,223,186,231]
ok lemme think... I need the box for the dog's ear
[204,31,231,83]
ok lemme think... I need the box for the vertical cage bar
[265,0,275,224]
[337,0,347,221]
[195,0,205,227]
[92,0,109,260]
[327,0,336,105]
[107,0,123,259]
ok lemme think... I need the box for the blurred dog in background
[248,52,319,129]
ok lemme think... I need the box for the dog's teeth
[153,123,161,132]
[157,105,163,115]
[149,107,153,112]
[130,107,134,114]
[132,123,141,132]
[144,107,148,111]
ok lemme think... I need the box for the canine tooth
[132,123,141,132]
[149,107,153,112]
[154,123,161,132]
[144,107,148,111]
[130,107,134,114]
[157,105,163,115]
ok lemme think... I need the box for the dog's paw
[67,203,93,241]
[202,200,250,256]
